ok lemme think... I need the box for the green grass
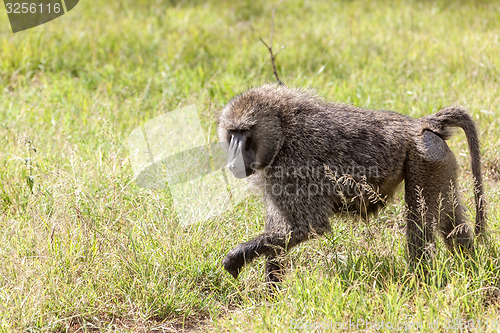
[0,0,499,331]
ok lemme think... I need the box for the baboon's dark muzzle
[227,133,254,178]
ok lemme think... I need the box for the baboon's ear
[419,130,449,163]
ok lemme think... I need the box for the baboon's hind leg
[405,131,474,263]
[438,185,474,254]
[434,156,474,253]
[404,173,436,263]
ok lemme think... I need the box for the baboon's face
[218,102,283,178]
[226,129,257,178]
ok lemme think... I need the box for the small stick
[259,1,285,85]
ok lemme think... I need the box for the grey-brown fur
[218,83,486,284]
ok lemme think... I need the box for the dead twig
[259,1,285,85]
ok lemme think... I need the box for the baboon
[218,84,486,284]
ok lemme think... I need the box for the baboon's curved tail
[422,106,486,236]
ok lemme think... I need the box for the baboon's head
[218,84,286,178]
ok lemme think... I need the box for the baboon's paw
[222,245,246,279]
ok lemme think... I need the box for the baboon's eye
[228,130,251,146]
[244,135,253,151]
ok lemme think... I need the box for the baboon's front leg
[223,231,305,279]
[265,254,284,287]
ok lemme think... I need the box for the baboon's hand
[222,244,246,279]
